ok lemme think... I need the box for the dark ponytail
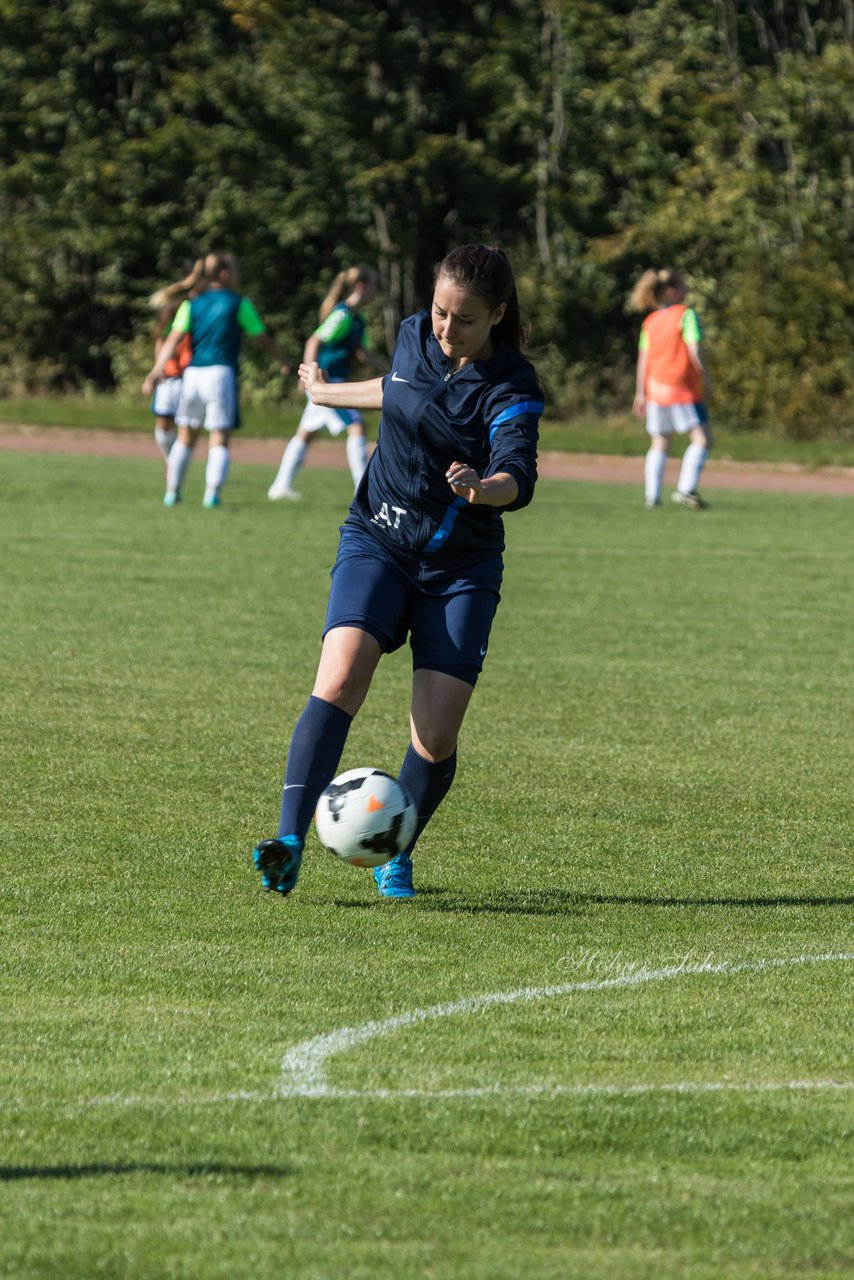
[435,244,526,353]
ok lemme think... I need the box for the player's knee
[313,671,370,716]
[412,728,458,763]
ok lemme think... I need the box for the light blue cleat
[202,491,222,508]
[373,852,415,899]
[253,835,304,896]
[163,490,181,507]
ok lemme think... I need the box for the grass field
[1,450,852,1279]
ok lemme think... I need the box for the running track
[2,425,852,496]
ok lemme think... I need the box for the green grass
[1,453,852,1279]
[2,391,854,466]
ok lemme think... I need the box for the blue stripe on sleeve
[488,399,545,444]
[424,496,468,554]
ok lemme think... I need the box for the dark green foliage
[0,0,852,436]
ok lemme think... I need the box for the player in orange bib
[631,267,713,510]
[150,277,198,466]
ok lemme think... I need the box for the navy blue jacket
[350,312,544,564]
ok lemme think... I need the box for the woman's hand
[445,461,485,505]
[446,463,519,507]
[143,329,181,397]
[299,360,329,399]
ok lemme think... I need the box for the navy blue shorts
[323,522,502,686]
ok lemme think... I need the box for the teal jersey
[314,303,368,380]
[172,291,266,368]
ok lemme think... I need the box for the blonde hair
[148,258,205,310]
[149,252,239,310]
[630,267,685,313]
[319,264,378,321]
[202,251,238,283]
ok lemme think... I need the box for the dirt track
[1,423,853,496]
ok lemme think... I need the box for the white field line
[2,953,850,1110]
[61,1078,851,1109]
[278,952,854,1099]
[283,1079,854,1101]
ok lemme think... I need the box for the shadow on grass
[326,888,584,916]
[0,1162,295,1182]
[324,889,854,916]
[581,894,854,909]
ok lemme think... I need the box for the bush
[713,250,854,439]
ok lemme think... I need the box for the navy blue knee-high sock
[397,744,457,856]
[278,696,353,841]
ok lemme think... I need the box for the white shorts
[646,401,708,437]
[152,376,183,419]
[298,388,361,437]
[176,365,237,431]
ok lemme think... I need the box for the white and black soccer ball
[315,768,417,868]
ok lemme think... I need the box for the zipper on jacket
[409,364,463,544]
[409,362,463,427]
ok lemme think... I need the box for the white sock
[205,444,230,497]
[678,443,708,494]
[154,425,177,460]
[166,439,192,495]
[346,433,368,487]
[644,449,667,503]
[270,436,307,494]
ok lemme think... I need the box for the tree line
[1,0,852,436]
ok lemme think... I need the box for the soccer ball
[315,768,417,868]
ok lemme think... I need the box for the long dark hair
[435,244,526,353]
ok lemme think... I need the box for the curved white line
[278,952,854,1098]
[3,952,845,1112]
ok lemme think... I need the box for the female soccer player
[267,264,386,500]
[148,259,204,465]
[253,244,544,899]
[142,253,290,507]
[631,267,713,509]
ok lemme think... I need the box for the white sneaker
[267,484,301,501]
[671,490,709,510]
